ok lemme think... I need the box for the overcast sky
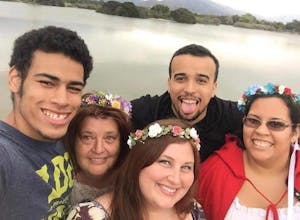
[211,0,300,18]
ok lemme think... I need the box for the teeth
[253,140,272,148]
[161,185,176,193]
[43,110,67,120]
[90,158,106,165]
[91,158,105,161]
[182,99,197,104]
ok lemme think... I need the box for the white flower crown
[127,123,201,151]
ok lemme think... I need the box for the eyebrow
[247,114,288,122]
[34,73,84,87]
[80,130,94,134]
[105,131,119,135]
[173,72,210,79]
[246,114,259,118]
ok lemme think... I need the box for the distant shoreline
[1,0,300,34]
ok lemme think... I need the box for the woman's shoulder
[96,192,112,210]
[66,200,109,220]
[191,201,206,220]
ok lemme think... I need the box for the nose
[50,86,68,106]
[183,80,196,94]
[254,122,270,135]
[167,168,181,185]
[93,138,105,154]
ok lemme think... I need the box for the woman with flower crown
[67,118,206,220]
[64,91,132,206]
[198,83,300,220]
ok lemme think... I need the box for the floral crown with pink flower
[237,83,300,112]
[81,91,132,116]
[127,122,201,150]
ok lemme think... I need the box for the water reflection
[0,1,300,118]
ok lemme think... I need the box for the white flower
[105,93,113,101]
[127,138,133,149]
[89,206,107,219]
[148,123,162,138]
[260,86,267,93]
[278,85,285,94]
[189,127,198,139]
[238,99,244,106]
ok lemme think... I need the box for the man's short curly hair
[9,26,93,85]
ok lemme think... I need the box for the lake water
[1,1,300,118]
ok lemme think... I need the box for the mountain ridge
[113,0,243,16]
[107,0,299,22]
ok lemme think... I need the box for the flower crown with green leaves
[81,91,132,116]
[127,123,201,150]
[237,83,300,112]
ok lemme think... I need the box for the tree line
[4,0,300,34]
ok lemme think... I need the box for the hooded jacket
[198,135,300,220]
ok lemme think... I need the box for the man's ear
[8,66,21,93]
[211,82,218,98]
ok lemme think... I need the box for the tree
[99,1,139,18]
[35,0,64,6]
[195,15,221,25]
[219,16,234,25]
[137,6,149,19]
[239,13,257,23]
[100,1,120,15]
[231,15,240,24]
[273,22,285,31]
[150,4,170,19]
[170,8,195,24]
[286,20,300,33]
[117,2,139,18]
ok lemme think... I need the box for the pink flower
[135,130,143,139]
[195,137,201,144]
[172,126,183,136]
[284,87,292,95]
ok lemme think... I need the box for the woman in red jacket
[198,83,300,220]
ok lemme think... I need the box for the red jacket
[198,135,300,220]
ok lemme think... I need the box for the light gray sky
[211,0,300,17]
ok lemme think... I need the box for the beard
[179,110,201,122]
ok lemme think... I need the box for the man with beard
[131,44,243,161]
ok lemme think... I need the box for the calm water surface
[1,1,300,117]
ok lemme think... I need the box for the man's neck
[3,111,16,127]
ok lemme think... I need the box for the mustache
[178,95,201,102]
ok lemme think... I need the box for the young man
[0,26,93,219]
[131,44,243,161]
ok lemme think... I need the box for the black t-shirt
[131,91,243,161]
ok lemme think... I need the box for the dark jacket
[131,91,243,161]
